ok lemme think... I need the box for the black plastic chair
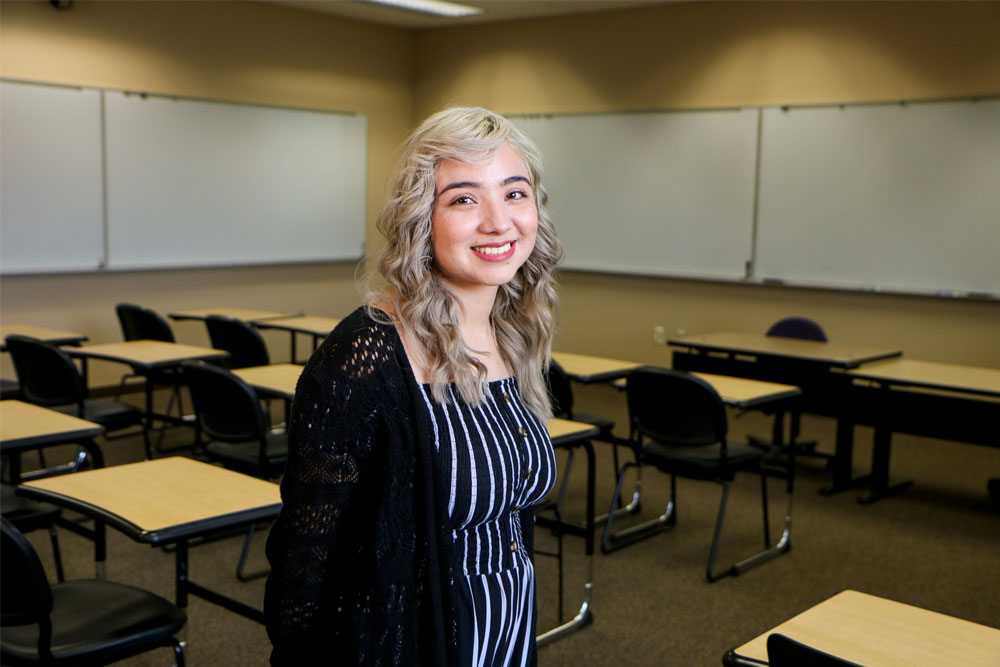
[4,335,147,460]
[1,484,65,583]
[182,360,287,580]
[114,303,188,448]
[1,516,187,667]
[602,367,793,582]
[1,377,21,400]
[767,633,862,667]
[204,315,270,370]
[748,317,833,466]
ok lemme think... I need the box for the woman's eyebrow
[437,175,531,197]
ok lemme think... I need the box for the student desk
[843,358,1000,503]
[669,332,902,494]
[0,400,105,482]
[167,308,291,323]
[232,363,600,644]
[552,351,643,384]
[17,457,281,623]
[0,324,88,350]
[253,315,341,363]
[69,341,228,440]
[723,589,1000,666]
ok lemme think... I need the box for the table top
[233,363,302,397]
[70,340,228,369]
[730,589,1000,666]
[167,308,292,322]
[0,400,104,451]
[845,358,1000,398]
[253,315,341,336]
[0,324,88,350]
[547,418,599,445]
[19,457,281,544]
[613,371,801,409]
[669,332,902,368]
[552,351,643,383]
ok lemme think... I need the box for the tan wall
[2,1,999,387]
[0,0,413,383]
[414,1,1000,366]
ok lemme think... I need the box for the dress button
[503,392,511,403]
[510,541,518,552]
[524,468,533,480]
[518,427,527,437]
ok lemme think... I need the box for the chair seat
[0,579,186,666]
[644,440,762,481]
[204,431,287,475]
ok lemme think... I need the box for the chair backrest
[625,367,727,448]
[181,361,268,447]
[766,633,861,667]
[546,360,574,419]
[1,516,55,638]
[115,303,175,343]
[766,317,827,342]
[4,335,84,410]
[205,315,270,369]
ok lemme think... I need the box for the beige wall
[1,1,999,387]
[413,1,1000,366]
[0,0,413,383]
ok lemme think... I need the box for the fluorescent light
[362,0,484,18]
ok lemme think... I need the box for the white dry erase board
[512,98,1000,296]
[0,79,367,274]
[513,110,759,282]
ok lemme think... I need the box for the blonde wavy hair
[368,106,562,419]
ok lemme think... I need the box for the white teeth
[474,242,512,255]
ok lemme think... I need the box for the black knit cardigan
[264,307,460,665]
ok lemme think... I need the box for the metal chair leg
[601,464,675,553]
[236,522,270,582]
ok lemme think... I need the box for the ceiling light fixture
[362,0,484,18]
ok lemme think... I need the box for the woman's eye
[451,195,474,205]
[507,190,529,200]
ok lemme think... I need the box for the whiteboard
[756,100,1000,294]
[513,110,759,281]
[0,81,105,273]
[104,92,366,269]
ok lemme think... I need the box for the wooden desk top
[0,324,87,350]
[168,308,291,322]
[233,363,302,398]
[70,340,227,368]
[731,589,1000,666]
[845,358,1000,398]
[547,418,599,445]
[253,315,341,336]
[20,457,281,542]
[0,400,104,451]
[613,372,801,409]
[552,351,643,383]
[669,332,901,368]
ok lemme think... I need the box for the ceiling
[258,0,679,30]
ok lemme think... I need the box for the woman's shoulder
[300,306,404,389]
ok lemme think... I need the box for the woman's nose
[479,197,512,234]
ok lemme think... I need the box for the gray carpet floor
[10,382,1000,666]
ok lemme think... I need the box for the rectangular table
[670,332,902,495]
[18,457,282,623]
[723,589,1000,666]
[167,308,292,322]
[253,315,341,363]
[1,400,105,482]
[69,340,228,432]
[843,358,1000,503]
[552,351,643,384]
[0,324,89,350]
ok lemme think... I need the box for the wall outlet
[653,325,666,345]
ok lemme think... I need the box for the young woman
[264,106,562,666]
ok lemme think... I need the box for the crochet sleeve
[264,317,398,664]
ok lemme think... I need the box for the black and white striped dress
[419,377,556,667]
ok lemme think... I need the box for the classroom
[2,1,999,665]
